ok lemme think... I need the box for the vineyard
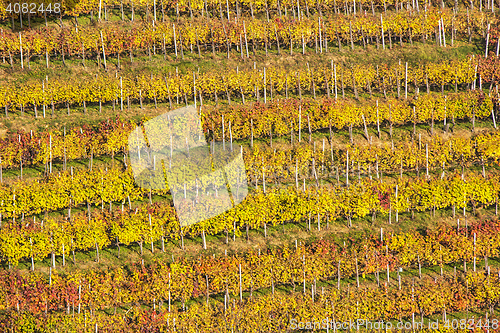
[1,0,500,331]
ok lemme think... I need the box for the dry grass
[0,34,479,85]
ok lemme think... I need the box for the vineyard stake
[100,31,107,70]
[318,17,323,53]
[222,115,225,150]
[425,143,429,178]
[298,106,302,142]
[473,233,476,271]
[274,24,280,55]
[485,23,490,58]
[19,32,23,69]
[349,21,354,50]
[492,109,497,129]
[442,18,446,47]
[381,14,385,49]
[332,60,338,101]
[345,150,349,187]
[263,68,267,103]
[153,0,157,22]
[49,134,52,173]
[417,255,422,278]
[481,156,486,178]
[251,119,254,147]
[120,77,123,111]
[95,239,99,263]
[239,263,242,301]
[375,100,381,138]
[202,230,207,249]
[243,21,249,58]
[361,114,369,140]
[395,185,399,222]
[496,197,498,216]
[173,24,178,58]
[405,62,408,99]
[30,238,34,271]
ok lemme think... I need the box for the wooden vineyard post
[333,62,338,100]
[243,21,249,58]
[485,23,490,58]
[222,115,225,150]
[62,242,65,267]
[492,108,497,129]
[19,32,23,69]
[425,143,429,178]
[381,14,385,49]
[100,31,107,71]
[396,63,400,98]
[340,66,345,99]
[413,106,416,138]
[173,24,178,59]
[395,185,399,222]
[482,156,486,178]
[30,238,34,271]
[345,150,349,187]
[362,114,369,140]
[239,263,243,301]
[202,230,207,249]
[404,61,408,99]
[274,24,280,55]
[49,134,52,174]
[251,119,254,147]
[94,237,99,263]
[376,100,381,138]
[318,17,323,53]
[298,106,301,142]
[349,21,354,50]
[473,232,476,271]
[120,77,123,111]
[263,68,267,103]
[302,255,306,294]
[418,255,421,278]
[176,224,185,251]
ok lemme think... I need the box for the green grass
[6,194,498,277]
[0,34,482,85]
[0,84,491,135]
[0,108,497,183]
[0,32,485,136]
